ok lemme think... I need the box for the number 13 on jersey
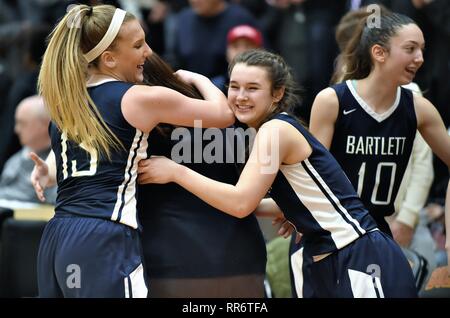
[61,132,98,179]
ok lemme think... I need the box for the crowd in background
[0,0,449,296]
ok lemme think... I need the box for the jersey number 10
[357,162,397,205]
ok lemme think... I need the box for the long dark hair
[143,53,202,99]
[143,53,203,134]
[341,12,416,81]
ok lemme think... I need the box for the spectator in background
[263,0,346,122]
[0,95,56,204]
[0,0,32,80]
[0,0,66,78]
[0,0,33,168]
[226,24,263,63]
[0,25,51,173]
[212,24,263,93]
[165,0,257,79]
[408,0,450,127]
[231,0,269,19]
[410,0,450,207]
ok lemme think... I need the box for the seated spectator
[226,24,263,62]
[0,95,56,204]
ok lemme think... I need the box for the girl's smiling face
[228,63,284,128]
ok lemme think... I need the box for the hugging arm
[138,121,293,218]
[122,71,234,133]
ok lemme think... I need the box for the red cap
[227,25,263,47]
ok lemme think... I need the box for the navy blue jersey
[50,81,149,229]
[269,113,377,256]
[138,126,266,278]
[330,80,417,227]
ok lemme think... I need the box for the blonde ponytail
[38,5,134,159]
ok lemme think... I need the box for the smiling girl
[32,4,233,297]
[138,49,418,297]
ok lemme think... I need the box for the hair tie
[86,6,93,17]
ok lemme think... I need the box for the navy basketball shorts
[37,214,148,298]
[291,230,418,298]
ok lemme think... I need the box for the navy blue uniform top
[329,80,417,234]
[269,113,377,256]
[138,126,267,278]
[50,80,148,229]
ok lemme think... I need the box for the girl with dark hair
[307,11,450,296]
[137,49,418,297]
[310,11,450,251]
[138,53,267,297]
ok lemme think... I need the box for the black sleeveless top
[138,126,266,278]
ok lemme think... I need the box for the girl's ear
[371,44,387,63]
[273,87,285,103]
[100,51,117,69]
